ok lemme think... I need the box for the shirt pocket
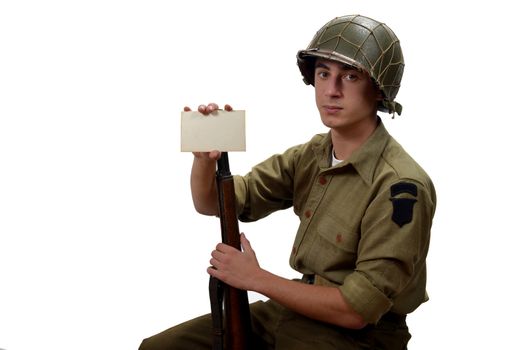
[312,213,360,273]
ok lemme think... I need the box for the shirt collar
[313,118,391,186]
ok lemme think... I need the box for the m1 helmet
[297,15,404,115]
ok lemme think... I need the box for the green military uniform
[234,119,436,325]
[139,119,436,349]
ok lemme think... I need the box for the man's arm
[208,234,367,329]
[190,153,219,215]
[187,103,233,216]
[256,270,367,329]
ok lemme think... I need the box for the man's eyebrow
[315,62,330,70]
[342,64,359,71]
[314,61,359,71]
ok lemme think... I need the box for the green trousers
[139,299,410,350]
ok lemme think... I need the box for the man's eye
[344,74,357,81]
[317,71,328,78]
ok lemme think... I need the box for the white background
[1,1,523,349]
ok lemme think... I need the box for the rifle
[209,152,252,350]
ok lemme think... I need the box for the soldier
[140,14,436,349]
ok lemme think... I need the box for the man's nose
[325,77,342,97]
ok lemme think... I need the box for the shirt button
[318,175,327,185]
[305,210,312,218]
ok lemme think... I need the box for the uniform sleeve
[233,146,300,222]
[338,179,435,324]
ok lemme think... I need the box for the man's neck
[331,116,378,161]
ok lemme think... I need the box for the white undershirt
[331,149,343,167]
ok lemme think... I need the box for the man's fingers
[209,150,221,160]
[207,103,219,113]
[198,103,219,115]
[198,104,207,113]
[191,103,233,114]
[216,242,236,253]
[240,233,253,253]
[209,257,220,268]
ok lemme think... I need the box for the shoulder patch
[390,182,418,227]
[390,198,417,227]
[390,182,418,197]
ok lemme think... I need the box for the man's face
[314,59,381,133]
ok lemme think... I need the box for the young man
[140,14,436,349]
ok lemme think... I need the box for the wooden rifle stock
[210,152,252,350]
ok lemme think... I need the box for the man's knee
[138,336,156,350]
[138,314,213,350]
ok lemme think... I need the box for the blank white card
[180,110,246,152]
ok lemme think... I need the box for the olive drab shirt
[233,119,436,324]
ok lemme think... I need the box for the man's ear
[375,86,384,101]
[370,78,384,101]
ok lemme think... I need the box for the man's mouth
[323,105,343,114]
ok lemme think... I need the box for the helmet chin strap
[381,100,403,117]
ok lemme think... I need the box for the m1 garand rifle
[209,152,252,350]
